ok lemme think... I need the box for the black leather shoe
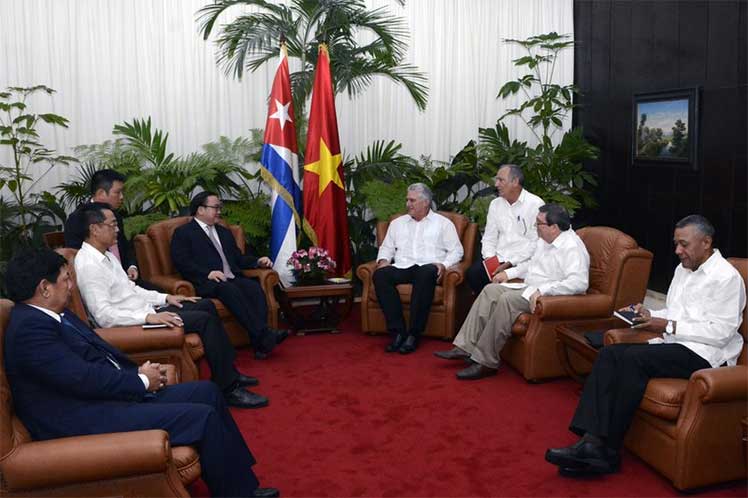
[251,487,280,497]
[271,328,289,345]
[224,387,269,409]
[385,334,406,353]
[434,347,470,360]
[254,350,269,360]
[456,363,497,380]
[235,373,259,387]
[545,440,617,473]
[398,335,418,354]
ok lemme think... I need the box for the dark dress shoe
[545,440,617,473]
[456,363,497,380]
[254,350,269,360]
[271,328,289,345]
[224,387,269,409]
[251,487,280,497]
[385,334,406,353]
[434,347,470,360]
[235,373,259,387]
[398,335,418,354]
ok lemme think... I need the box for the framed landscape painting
[632,88,699,170]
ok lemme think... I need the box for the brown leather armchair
[600,257,747,491]
[500,226,653,381]
[57,248,201,383]
[356,211,478,340]
[0,299,201,497]
[134,216,280,347]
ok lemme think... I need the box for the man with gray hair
[466,164,544,294]
[435,203,589,380]
[374,183,464,354]
[546,214,746,477]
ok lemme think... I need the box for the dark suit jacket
[64,201,134,271]
[171,219,258,294]
[3,304,146,441]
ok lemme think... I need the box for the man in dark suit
[3,248,279,498]
[171,192,288,359]
[64,169,137,278]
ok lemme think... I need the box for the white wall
[0,0,573,196]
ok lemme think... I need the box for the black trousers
[162,300,239,391]
[198,276,272,351]
[570,343,710,450]
[133,381,259,497]
[373,264,438,339]
[466,259,491,294]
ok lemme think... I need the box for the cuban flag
[259,43,302,286]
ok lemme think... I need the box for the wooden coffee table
[555,319,622,383]
[274,282,354,335]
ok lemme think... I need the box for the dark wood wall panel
[574,0,747,291]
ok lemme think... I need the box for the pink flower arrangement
[287,247,336,284]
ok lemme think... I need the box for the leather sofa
[134,216,280,348]
[500,226,653,381]
[356,211,478,340]
[0,299,201,497]
[601,257,747,490]
[57,248,201,382]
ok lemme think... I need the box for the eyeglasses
[97,221,119,229]
[202,204,223,211]
[536,222,550,227]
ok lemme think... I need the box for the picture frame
[632,88,699,170]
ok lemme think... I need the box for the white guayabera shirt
[481,188,544,265]
[649,249,746,368]
[377,211,464,269]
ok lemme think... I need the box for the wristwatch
[665,320,674,334]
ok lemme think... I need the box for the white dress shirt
[194,217,226,252]
[481,188,544,265]
[75,242,168,328]
[506,229,590,300]
[650,249,746,368]
[377,210,464,269]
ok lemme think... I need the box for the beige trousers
[452,284,530,369]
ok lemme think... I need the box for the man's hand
[627,303,651,328]
[434,263,446,283]
[127,266,139,281]
[491,271,509,284]
[208,270,228,282]
[529,290,541,313]
[257,256,273,268]
[138,361,166,392]
[145,311,184,328]
[375,259,390,270]
[165,294,200,308]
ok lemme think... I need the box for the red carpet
[195,310,746,497]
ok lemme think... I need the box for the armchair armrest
[1,430,171,491]
[147,275,196,296]
[242,267,280,288]
[356,261,378,283]
[95,325,185,353]
[535,293,613,319]
[691,365,747,404]
[604,328,662,345]
[443,261,467,288]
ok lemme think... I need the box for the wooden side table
[274,282,354,335]
[556,324,606,383]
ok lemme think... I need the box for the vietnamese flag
[303,43,352,276]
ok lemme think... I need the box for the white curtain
[0,0,573,197]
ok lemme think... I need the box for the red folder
[482,256,501,279]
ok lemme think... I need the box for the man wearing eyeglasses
[170,192,288,360]
[435,204,589,380]
[465,164,544,294]
[74,206,269,409]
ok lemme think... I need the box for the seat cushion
[368,284,444,305]
[171,445,201,485]
[639,378,689,421]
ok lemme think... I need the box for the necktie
[207,226,235,279]
[108,243,121,262]
[61,315,121,370]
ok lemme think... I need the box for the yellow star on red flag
[304,138,343,195]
